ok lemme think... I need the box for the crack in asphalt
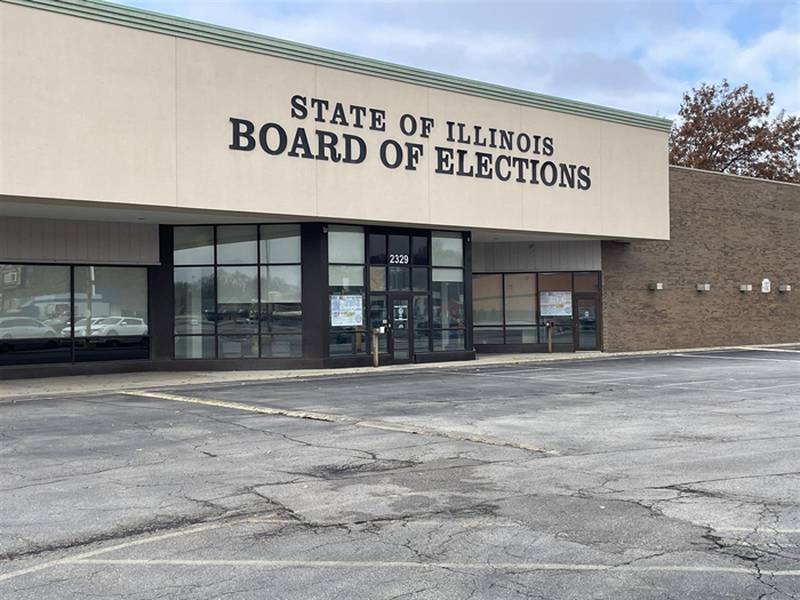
[2,354,799,598]
[120,390,557,455]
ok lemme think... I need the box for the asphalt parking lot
[1,347,799,599]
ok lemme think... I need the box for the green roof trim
[4,0,673,132]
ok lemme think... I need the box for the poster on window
[330,294,363,327]
[539,291,573,317]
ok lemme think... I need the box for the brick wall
[602,167,800,352]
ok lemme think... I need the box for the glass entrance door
[575,297,598,350]
[390,296,412,363]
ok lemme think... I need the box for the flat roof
[5,0,673,133]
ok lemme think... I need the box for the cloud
[121,0,799,118]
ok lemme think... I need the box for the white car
[88,317,148,337]
[0,317,58,339]
[61,317,104,337]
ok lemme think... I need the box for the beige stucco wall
[0,2,669,240]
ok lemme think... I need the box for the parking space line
[121,391,557,455]
[66,558,800,576]
[449,371,748,394]
[471,367,561,374]
[444,371,582,382]
[654,379,724,388]
[737,347,800,354]
[734,381,800,393]
[445,371,647,384]
[673,353,799,363]
[0,515,293,584]
[715,527,800,534]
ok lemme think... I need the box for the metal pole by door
[372,329,380,367]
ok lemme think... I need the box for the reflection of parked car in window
[264,308,302,332]
[174,315,214,334]
[60,317,104,337]
[0,317,58,339]
[43,311,71,334]
[86,317,148,337]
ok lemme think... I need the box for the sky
[119,0,799,120]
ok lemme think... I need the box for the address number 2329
[389,254,410,264]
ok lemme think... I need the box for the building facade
[603,167,799,351]
[0,0,796,379]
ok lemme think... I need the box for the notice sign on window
[540,291,573,317]
[330,294,363,327]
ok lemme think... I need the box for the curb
[0,342,797,401]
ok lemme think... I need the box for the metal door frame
[573,294,600,351]
[388,293,414,364]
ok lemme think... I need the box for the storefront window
[261,334,302,358]
[260,225,302,358]
[261,224,301,264]
[505,327,539,344]
[574,272,600,292]
[339,229,465,358]
[411,236,429,266]
[261,303,302,333]
[0,264,150,366]
[218,335,258,358]
[432,231,463,267]
[217,266,258,336]
[388,266,410,291]
[432,269,464,328]
[174,226,214,265]
[539,272,573,293]
[0,264,151,365]
[474,327,504,345]
[388,234,410,258]
[431,232,465,351]
[174,267,215,334]
[369,267,386,292]
[412,268,428,292]
[328,225,364,264]
[539,272,573,345]
[172,224,303,360]
[329,265,364,287]
[0,264,72,365]
[217,225,257,265]
[328,225,366,356]
[433,329,465,351]
[506,273,538,343]
[413,296,429,330]
[261,266,301,303]
[175,335,215,359]
[73,266,149,362]
[473,274,502,326]
[473,271,598,349]
[368,234,387,264]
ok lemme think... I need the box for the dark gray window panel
[174,335,215,359]
[261,334,302,358]
[432,329,465,351]
[174,226,214,265]
[174,267,215,334]
[216,225,258,265]
[260,224,301,264]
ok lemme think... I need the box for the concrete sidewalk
[1,342,798,400]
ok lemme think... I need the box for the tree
[669,80,800,183]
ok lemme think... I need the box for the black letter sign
[229,118,256,151]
